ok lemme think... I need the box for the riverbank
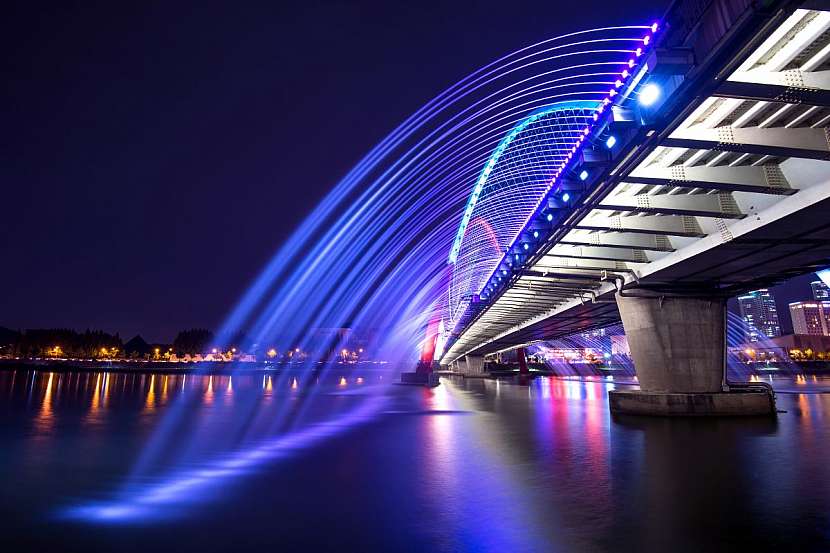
[0,358,389,374]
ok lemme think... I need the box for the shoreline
[3,358,830,378]
[0,359,389,375]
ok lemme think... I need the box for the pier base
[609,390,774,416]
[612,293,776,417]
[400,371,440,387]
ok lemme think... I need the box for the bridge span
[439,0,830,415]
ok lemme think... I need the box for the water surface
[1,369,829,552]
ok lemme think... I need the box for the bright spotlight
[562,193,570,202]
[606,135,617,148]
[579,170,588,181]
[639,83,661,106]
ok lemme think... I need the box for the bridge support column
[517,347,529,375]
[609,294,775,416]
[463,354,485,376]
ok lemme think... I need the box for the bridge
[438,0,830,415]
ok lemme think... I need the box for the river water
[1,368,829,552]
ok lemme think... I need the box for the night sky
[5,0,815,343]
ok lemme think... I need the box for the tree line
[0,327,219,358]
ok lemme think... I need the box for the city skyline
[730,272,822,336]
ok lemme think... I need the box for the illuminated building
[789,301,830,336]
[737,289,781,342]
[811,280,830,300]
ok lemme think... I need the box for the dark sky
[0,0,820,342]
[15,0,823,346]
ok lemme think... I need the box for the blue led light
[448,101,598,264]
[446,24,657,332]
[639,83,660,106]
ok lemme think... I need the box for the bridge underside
[460,195,830,357]
[442,1,830,376]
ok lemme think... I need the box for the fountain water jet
[61,24,656,522]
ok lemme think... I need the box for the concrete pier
[462,354,485,376]
[517,347,529,375]
[609,294,775,416]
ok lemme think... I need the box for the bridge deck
[442,0,830,364]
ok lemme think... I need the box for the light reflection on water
[1,369,830,551]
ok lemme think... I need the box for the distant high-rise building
[737,289,782,342]
[789,301,830,336]
[581,328,606,339]
[811,280,830,300]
